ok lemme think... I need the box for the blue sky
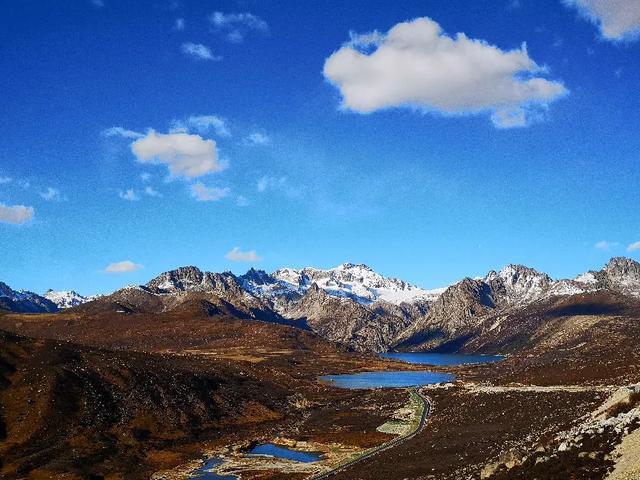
[1,0,639,295]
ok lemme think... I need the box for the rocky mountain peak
[0,281,58,313]
[336,262,374,272]
[240,268,276,286]
[0,281,14,297]
[604,257,640,276]
[145,266,243,296]
[600,257,640,294]
[485,264,552,304]
[44,290,89,309]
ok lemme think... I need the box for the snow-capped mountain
[240,263,445,305]
[0,282,58,313]
[3,257,640,352]
[394,257,640,351]
[44,290,91,309]
[484,264,552,304]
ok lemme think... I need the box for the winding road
[308,387,432,480]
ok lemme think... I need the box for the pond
[320,370,454,389]
[189,457,238,480]
[380,352,503,366]
[248,443,322,462]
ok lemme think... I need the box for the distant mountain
[5,257,640,352]
[394,257,640,351]
[0,282,58,313]
[240,263,444,306]
[44,289,92,309]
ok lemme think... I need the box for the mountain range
[2,257,639,352]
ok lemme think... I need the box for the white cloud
[323,17,568,128]
[140,172,152,181]
[101,126,144,139]
[40,187,64,201]
[595,240,619,250]
[0,203,34,225]
[131,130,222,178]
[144,186,162,197]
[190,182,230,201]
[0,176,12,184]
[564,0,640,41]
[225,246,262,262]
[245,131,271,145]
[119,189,140,201]
[173,18,185,31]
[181,42,222,61]
[257,175,287,192]
[627,241,640,252]
[90,0,104,8]
[209,11,269,43]
[236,195,250,207]
[171,115,230,137]
[104,260,143,273]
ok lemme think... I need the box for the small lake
[190,457,238,480]
[248,443,321,462]
[320,370,454,389]
[380,352,504,366]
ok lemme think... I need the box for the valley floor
[0,307,639,480]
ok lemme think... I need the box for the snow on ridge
[265,263,444,305]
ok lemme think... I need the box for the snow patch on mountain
[242,263,444,305]
[44,290,92,309]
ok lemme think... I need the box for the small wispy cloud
[225,246,262,262]
[257,175,287,193]
[173,18,185,31]
[171,115,230,137]
[144,186,162,198]
[181,42,221,61]
[627,241,640,252]
[39,187,65,201]
[190,182,230,201]
[0,203,34,225]
[104,260,143,273]
[101,126,144,139]
[595,240,619,251]
[0,176,12,184]
[119,189,140,201]
[245,131,270,146]
[236,195,250,207]
[209,11,269,43]
[140,173,152,181]
[90,0,105,8]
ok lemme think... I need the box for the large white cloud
[564,0,640,41]
[323,17,568,128]
[131,130,222,178]
[0,203,34,224]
